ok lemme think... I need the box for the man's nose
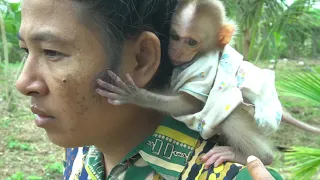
[15,57,49,97]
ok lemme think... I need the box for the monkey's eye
[188,39,198,47]
[171,34,180,41]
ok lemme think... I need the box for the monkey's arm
[96,70,203,116]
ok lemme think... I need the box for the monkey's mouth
[170,59,184,66]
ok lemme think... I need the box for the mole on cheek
[62,79,67,83]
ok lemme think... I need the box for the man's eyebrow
[17,31,71,43]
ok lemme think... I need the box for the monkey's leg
[201,104,274,168]
[201,104,273,168]
[218,104,274,165]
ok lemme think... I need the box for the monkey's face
[168,32,201,66]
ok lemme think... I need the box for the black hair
[72,0,177,89]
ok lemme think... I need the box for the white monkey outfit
[170,45,283,139]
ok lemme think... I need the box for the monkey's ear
[218,24,235,48]
[131,31,161,88]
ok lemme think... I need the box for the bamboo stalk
[6,56,26,109]
[0,10,10,110]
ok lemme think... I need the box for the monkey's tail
[219,111,274,164]
[282,112,320,134]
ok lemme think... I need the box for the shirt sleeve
[170,52,220,103]
[237,61,283,134]
[236,167,284,180]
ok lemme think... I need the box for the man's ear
[131,31,161,88]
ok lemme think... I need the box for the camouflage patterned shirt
[63,116,283,180]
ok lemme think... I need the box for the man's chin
[46,131,86,148]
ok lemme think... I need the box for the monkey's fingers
[107,70,131,92]
[200,149,215,162]
[96,88,127,101]
[125,74,137,87]
[201,146,232,161]
[107,99,125,106]
[204,150,234,169]
[213,151,235,168]
[97,79,128,96]
[124,73,140,94]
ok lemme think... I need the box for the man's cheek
[50,75,88,115]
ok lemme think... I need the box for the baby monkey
[96,0,320,169]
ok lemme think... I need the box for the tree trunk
[243,29,251,60]
[312,29,320,58]
[0,11,11,110]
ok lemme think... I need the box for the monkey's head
[168,0,236,66]
[168,23,203,66]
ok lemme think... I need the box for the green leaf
[27,175,43,180]
[8,3,20,12]
[284,147,320,179]
[4,19,16,34]
[276,70,320,104]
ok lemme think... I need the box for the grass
[0,62,63,179]
[0,59,319,179]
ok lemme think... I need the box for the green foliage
[26,175,44,180]
[0,0,23,62]
[276,69,320,104]
[5,172,44,180]
[6,138,33,151]
[284,147,320,179]
[276,69,320,179]
[0,116,11,128]
[224,0,320,61]
[6,172,25,180]
[45,162,64,174]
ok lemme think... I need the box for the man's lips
[30,105,56,128]
[30,105,55,118]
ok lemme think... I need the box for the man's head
[16,0,177,147]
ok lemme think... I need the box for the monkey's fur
[170,0,320,165]
[96,0,320,166]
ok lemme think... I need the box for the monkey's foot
[200,146,246,169]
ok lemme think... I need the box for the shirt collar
[82,116,200,180]
[137,116,200,179]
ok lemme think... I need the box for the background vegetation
[0,0,319,179]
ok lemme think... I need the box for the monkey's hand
[96,70,147,106]
[200,146,246,169]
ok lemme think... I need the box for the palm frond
[276,70,320,179]
[284,147,320,179]
[276,70,320,104]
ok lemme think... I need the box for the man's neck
[95,108,164,176]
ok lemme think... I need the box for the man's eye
[171,34,180,41]
[188,39,198,47]
[44,49,64,60]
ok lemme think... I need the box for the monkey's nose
[171,53,182,60]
